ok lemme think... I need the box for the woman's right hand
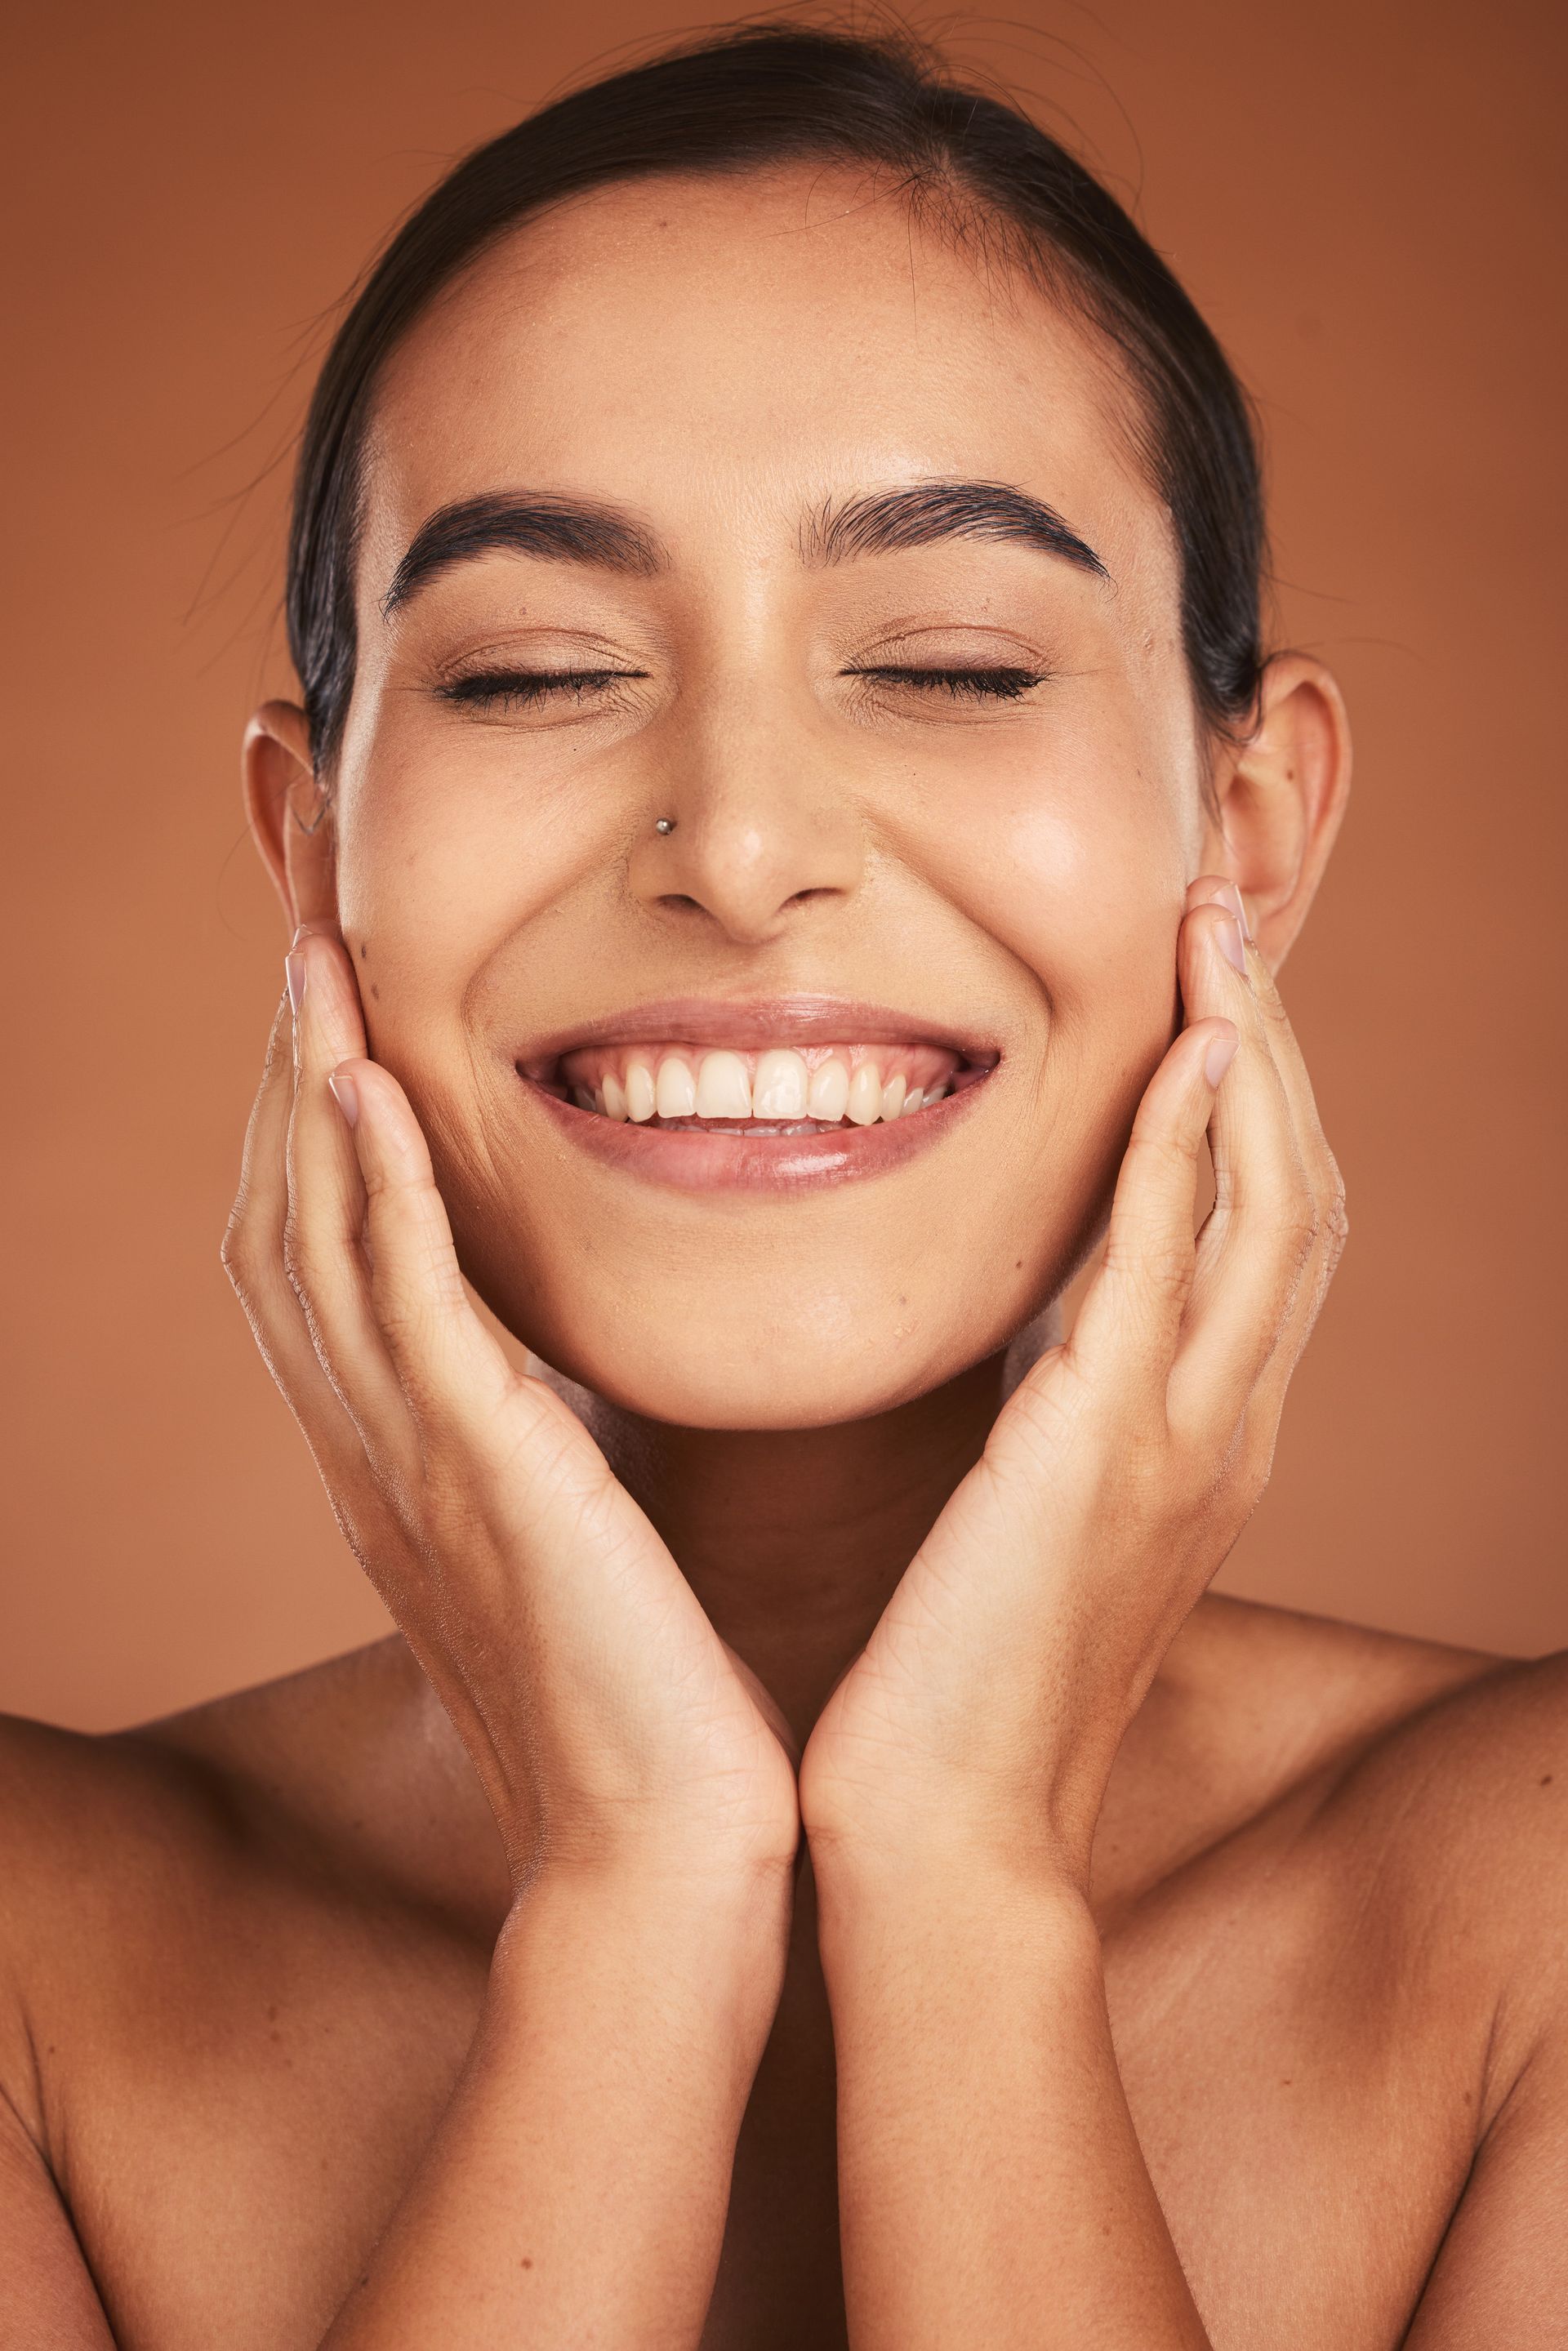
[221,926,800,1899]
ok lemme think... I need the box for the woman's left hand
[798,875,1348,1890]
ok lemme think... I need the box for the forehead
[359,166,1165,592]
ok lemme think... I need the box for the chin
[474,1256,1031,1432]
[577,1352,949,1433]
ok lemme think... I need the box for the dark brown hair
[287,22,1266,773]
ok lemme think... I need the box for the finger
[223,991,301,1362]
[221,984,392,1512]
[1234,931,1349,1310]
[226,991,292,1261]
[1168,880,1325,1426]
[282,931,411,1436]
[1205,883,1343,1224]
[1067,1015,1240,1388]
[326,1056,513,1427]
[283,927,368,1255]
[1230,927,1348,1378]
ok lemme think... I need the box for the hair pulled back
[287,22,1266,773]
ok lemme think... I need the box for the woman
[2,22,1561,2346]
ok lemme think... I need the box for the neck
[558,1353,1018,1751]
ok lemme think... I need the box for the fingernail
[1205,1031,1240,1087]
[1217,914,1247,974]
[285,952,307,1014]
[1214,880,1252,939]
[327,1070,360,1127]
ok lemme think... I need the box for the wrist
[493,1786,800,1903]
[501,1849,794,2047]
[810,1837,1097,1976]
[805,1808,1094,1907]
[800,1748,1109,1908]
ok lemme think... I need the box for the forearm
[322,1863,787,2349]
[815,1855,1209,2351]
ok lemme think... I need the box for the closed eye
[438,667,648,710]
[843,665,1046,701]
[436,661,1045,714]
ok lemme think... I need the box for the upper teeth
[558,1043,960,1126]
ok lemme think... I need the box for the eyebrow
[381,474,1109,618]
[804,479,1108,580]
[381,492,666,615]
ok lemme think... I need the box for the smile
[552,1040,974,1129]
[516,998,1000,1190]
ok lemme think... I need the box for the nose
[626,683,864,945]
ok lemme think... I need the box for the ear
[1201,654,1351,969]
[242,699,338,933]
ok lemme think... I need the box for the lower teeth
[689,1120,823,1135]
[563,1084,957,1124]
[646,1116,850,1134]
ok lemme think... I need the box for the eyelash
[438,669,638,710]
[846,665,1044,701]
[439,664,1046,710]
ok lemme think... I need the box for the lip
[514,993,1000,1195]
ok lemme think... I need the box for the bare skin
[3,167,1564,2347]
[5,1610,1565,2346]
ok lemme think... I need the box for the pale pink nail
[285,952,307,1014]
[1217,914,1247,974]
[1214,881,1252,939]
[1205,1031,1239,1087]
[327,1071,360,1127]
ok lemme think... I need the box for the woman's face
[328,167,1224,1427]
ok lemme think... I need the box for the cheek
[920,715,1192,1041]
[919,728,1192,1265]
[328,722,592,1067]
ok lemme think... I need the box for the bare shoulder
[1179,1588,1500,1744]
[1206,1596,1568,2015]
[1130,1591,1499,1848]
[1325,1634,1568,1891]
[1145,1592,1566,1899]
[0,1649,503,2326]
[1150,1596,1568,2041]
[1189,1589,1566,1837]
[0,1639,501,2028]
[0,1639,413,1875]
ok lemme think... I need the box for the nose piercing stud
[654,816,676,835]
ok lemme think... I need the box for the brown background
[2,0,1562,1732]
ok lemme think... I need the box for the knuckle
[280,1210,327,1308]
[1128,1109,1189,1165]
[220,1207,266,1303]
[1249,952,1290,1022]
[278,1208,303,1284]
[1124,1123,1193,1191]
[1240,1422,1281,1503]
[1203,1414,1276,1524]
[372,1275,440,1365]
[1321,1160,1351,1253]
[1103,1211,1192,1308]
[1141,1241,1195,1303]
[1276,1200,1320,1263]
